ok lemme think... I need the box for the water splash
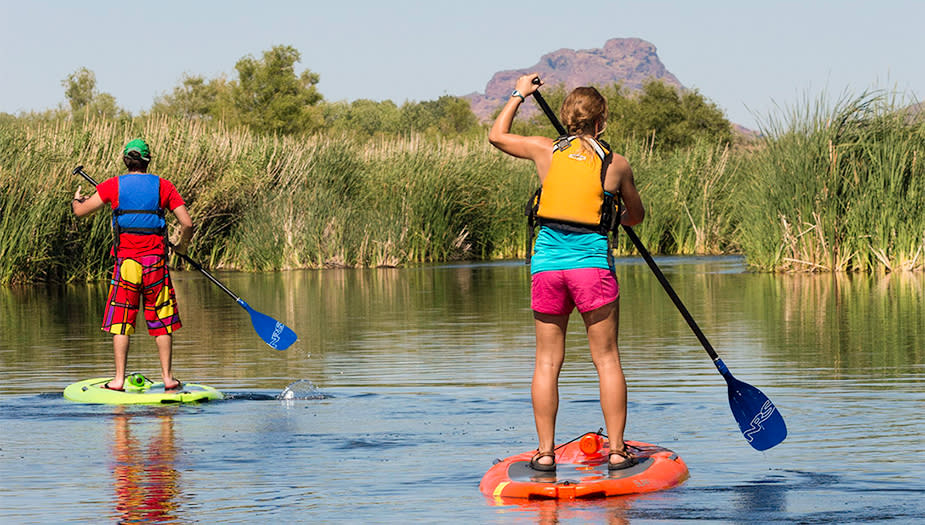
[278,380,327,400]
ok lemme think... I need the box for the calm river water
[1,256,923,523]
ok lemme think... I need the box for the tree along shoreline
[2,90,924,285]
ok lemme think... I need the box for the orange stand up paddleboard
[480,431,689,501]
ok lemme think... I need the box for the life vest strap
[116,227,167,235]
[554,136,573,152]
[114,208,165,217]
[536,219,608,235]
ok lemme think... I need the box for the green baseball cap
[123,138,151,161]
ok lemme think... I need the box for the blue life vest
[113,174,166,250]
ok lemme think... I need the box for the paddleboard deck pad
[480,432,688,501]
[64,375,223,405]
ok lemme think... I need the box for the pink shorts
[531,268,619,315]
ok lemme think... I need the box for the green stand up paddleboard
[64,374,223,405]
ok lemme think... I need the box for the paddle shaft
[73,166,242,303]
[620,226,721,363]
[529,87,722,365]
[531,87,568,137]
[172,251,242,303]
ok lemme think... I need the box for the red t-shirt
[97,175,186,258]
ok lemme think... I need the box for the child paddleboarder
[488,74,645,471]
[71,139,194,391]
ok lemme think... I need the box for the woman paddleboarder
[489,74,645,471]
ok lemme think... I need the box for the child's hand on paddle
[171,240,189,255]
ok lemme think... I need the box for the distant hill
[905,101,925,120]
[465,38,683,122]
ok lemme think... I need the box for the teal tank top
[530,225,610,274]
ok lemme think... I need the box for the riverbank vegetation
[736,92,925,272]
[1,45,922,284]
[0,115,744,284]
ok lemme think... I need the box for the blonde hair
[560,87,607,150]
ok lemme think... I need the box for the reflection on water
[111,409,180,523]
[1,257,923,523]
[3,258,923,390]
[756,271,925,375]
[494,497,634,525]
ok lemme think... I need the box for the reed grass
[734,91,925,272]
[0,116,538,283]
[612,136,740,256]
[3,92,922,284]
[218,134,538,270]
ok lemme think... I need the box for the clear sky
[1,0,922,129]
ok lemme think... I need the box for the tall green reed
[0,116,539,283]
[223,136,536,270]
[609,136,739,256]
[0,118,114,283]
[19,102,920,284]
[735,91,925,272]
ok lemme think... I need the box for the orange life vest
[524,136,621,264]
[536,136,611,227]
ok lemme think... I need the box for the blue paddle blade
[724,372,787,451]
[237,299,298,351]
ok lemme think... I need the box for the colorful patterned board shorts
[531,267,619,315]
[102,255,182,336]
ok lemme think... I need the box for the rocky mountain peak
[465,38,682,121]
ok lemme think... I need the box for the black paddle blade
[723,370,787,451]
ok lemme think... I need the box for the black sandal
[164,379,182,391]
[102,381,124,392]
[530,450,556,472]
[608,444,637,471]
